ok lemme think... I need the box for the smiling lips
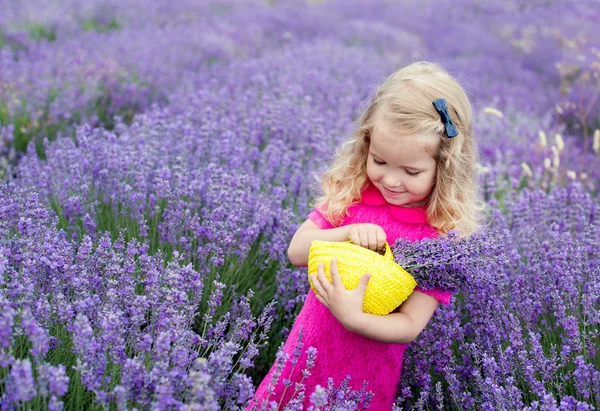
[382,186,405,196]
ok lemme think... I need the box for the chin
[384,195,410,206]
[387,195,426,207]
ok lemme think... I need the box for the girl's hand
[310,258,370,331]
[347,223,386,252]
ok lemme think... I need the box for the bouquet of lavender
[391,230,507,293]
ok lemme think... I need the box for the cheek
[409,175,435,194]
[366,162,381,181]
[425,175,437,193]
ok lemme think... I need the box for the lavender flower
[309,384,327,408]
[392,229,507,292]
[37,363,69,397]
[5,358,36,403]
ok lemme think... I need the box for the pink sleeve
[414,286,453,305]
[308,207,335,229]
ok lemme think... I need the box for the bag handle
[344,240,393,261]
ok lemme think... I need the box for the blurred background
[1,1,599,410]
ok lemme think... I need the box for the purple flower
[309,384,327,408]
[37,363,69,397]
[392,229,507,292]
[5,358,36,403]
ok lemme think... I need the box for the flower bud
[555,134,564,152]
[520,162,533,178]
[544,158,551,169]
[483,107,504,118]
[476,164,490,174]
[538,130,547,147]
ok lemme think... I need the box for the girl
[247,61,482,410]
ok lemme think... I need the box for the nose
[382,173,403,189]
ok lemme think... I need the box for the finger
[311,273,327,299]
[329,258,343,289]
[309,273,317,293]
[368,229,378,251]
[317,263,333,297]
[317,262,333,294]
[374,229,382,252]
[360,273,371,289]
[376,229,385,252]
[358,225,369,249]
[353,273,371,296]
[315,293,328,307]
[377,228,386,251]
[348,228,361,246]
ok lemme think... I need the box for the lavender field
[1,0,599,409]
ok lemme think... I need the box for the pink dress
[246,183,453,410]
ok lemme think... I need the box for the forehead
[370,123,440,160]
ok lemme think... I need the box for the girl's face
[366,122,439,207]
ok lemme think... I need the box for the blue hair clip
[433,98,458,138]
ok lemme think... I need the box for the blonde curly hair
[314,61,484,236]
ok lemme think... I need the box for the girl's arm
[345,291,439,344]
[287,218,352,267]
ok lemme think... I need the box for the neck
[397,199,428,208]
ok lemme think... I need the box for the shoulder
[308,207,334,229]
[308,202,365,228]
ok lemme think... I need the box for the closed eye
[372,156,421,175]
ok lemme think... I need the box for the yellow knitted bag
[307,240,417,316]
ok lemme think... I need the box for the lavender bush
[1,0,599,409]
[398,183,600,410]
[1,186,373,409]
[0,185,282,409]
